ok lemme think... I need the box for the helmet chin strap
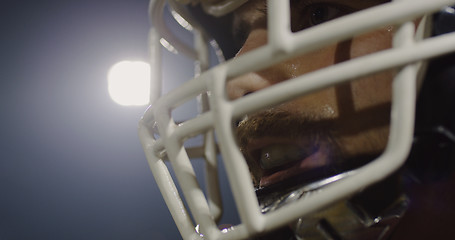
[255,171,409,240]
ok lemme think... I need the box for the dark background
[0,0,195,239]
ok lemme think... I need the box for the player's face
[227,0,394,188]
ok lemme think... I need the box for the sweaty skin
[220,1,455,239]
[227,0,394,187]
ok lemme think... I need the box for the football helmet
[138,0,455,239]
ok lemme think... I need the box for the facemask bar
[139,0,455,239]
[173,0,248,17]
[146,0,225,237]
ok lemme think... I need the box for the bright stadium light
[108,60,150,106]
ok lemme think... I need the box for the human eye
[291,1,355,32]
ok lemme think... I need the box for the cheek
[274,47,340,119]
[236,29,268,56]
[292,46,338,74]
[278,87,339,119]
[350,26,393,58]
[256,45,339,85]
[351,71,393,111]
[350,27,394,110]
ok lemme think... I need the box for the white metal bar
[231,31,455,119]
[148,28,162,104]
[195,28,224,224]
[138,121,201,239]
[142,0,455,238]
[208,66,266,234]
[150,0,198,59]
[267,0,291,53]
[261,1,420,231]
[225,0,455,79]
[201,0,248,17]
[155,114,220,239]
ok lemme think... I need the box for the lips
[243,137,332,188]
[235,110,338,189]
[259,144,308,169]
[259,148,330,187]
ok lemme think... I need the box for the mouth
[245,138,380,213]
[244,137,334,188]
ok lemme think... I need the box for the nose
[226,29,301,100]
[226,72,272,99]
